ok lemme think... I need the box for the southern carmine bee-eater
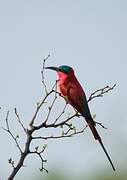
[46,65,115,171]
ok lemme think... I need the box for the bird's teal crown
[58,65,73,74]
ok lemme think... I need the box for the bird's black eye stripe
[59,69,64,72]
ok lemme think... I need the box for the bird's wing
[67,82,92,118]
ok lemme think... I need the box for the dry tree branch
[94,121,107,129]
[43,83,58,124]
[87,84,116,102]
[2,55,116,180]
[2,111,23,154]
[30,145,48,173]
[41,54,50,94]
[14,108,27,132]
[29,89,54,127]
[53,102,68,124]
[33,125,88,140]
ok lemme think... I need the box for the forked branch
[2,56,116,180]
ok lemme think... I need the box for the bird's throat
[57,72,69,83]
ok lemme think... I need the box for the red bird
[46,65,115,171]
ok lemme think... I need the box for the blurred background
[0,0,127,179]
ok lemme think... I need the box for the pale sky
[0,0,127,179]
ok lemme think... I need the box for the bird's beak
[45,66,59,72]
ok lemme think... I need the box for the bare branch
[29,89,54,127]
[87,84,116,102]
[32,125,88,140]
[8,158,15,169]
[14,108,26,133]
[95,121,107,129]
[53,102,68,124]
[30,144,48,173]
[2,111,23,154]
[41,54,50,94]
[33,112,79,130]
[44,83,58,124]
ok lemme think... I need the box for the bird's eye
[59,69,63,72]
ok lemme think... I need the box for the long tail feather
[88,121,116,171]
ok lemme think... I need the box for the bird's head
[45,65,75,80]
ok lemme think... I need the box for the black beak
[45,66,59,72]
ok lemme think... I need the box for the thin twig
[33,112,79,130]
[30,145,48,173]
[87,84,116,102]
[29,89,54,127]
[54,102,68,124]
[41,54,50,94]
[8,158,15,169]
[33,125,88,140]
[2,111,23,154]
[95,121,107,129]
[14,108,26,132]
[44,91,57,124]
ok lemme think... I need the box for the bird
[45,65,115,171]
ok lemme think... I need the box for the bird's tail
[88,120,116,171]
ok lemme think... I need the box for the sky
[0,0,127,179]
